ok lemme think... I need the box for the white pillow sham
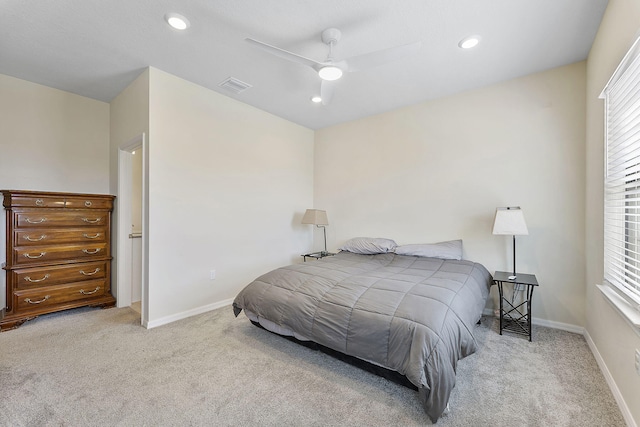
[394,239,462,260]
[338,237,398,254]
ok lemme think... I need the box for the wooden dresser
[1,190,116,331]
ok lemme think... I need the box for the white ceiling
[0,0,608,130]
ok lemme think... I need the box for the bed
[232,239,492,422]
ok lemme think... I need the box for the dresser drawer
[15,211,109,228]
[1,190,116,331]
[5,194,66,208]
[15,228,107,246]
[13,243,109,266]
[64,195,113,210]
[11,261,108,290]
[13,279,108,313]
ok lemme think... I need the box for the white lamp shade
[492,207,528,235]
[301,209,329,225]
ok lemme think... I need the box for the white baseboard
[481,308,584,335]
[145,298,234,329]
[584,330,637,427]
[531,317,584,334]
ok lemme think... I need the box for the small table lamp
[302,209,329,254]
[492,207,529,280]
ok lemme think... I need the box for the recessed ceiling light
[318,66,343,81]
[459,35,481,49]
[165,13,190,30]
[311,96,322,103]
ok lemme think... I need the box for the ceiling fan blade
[245,38,323,69]
[344,41,422,72]
[321,80,335,105]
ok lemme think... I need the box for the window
[601,36,640,309]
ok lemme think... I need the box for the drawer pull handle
[25,218,47,224]
[82,217,101,224]
[25,295,50,304]
[24,274,50,283]
[79,286,100,295]
[24,234,46,242]
[35,199,44,206]
[84,200,92,207]
[82,248,101,254]
[83,233,101,239]
[24,252,46,259]
[80,268,100,276]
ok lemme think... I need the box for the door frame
[117,133,149,326]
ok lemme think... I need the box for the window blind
[603,37,640,306]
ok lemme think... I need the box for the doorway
[129,146,143,313]
[117,133,149,326]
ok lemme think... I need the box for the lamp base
[508,275,517,280]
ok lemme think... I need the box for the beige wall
[315,62,587,328]
[0,67,314,327]
[146,68,314,323]
[585,0,640,425]
[0,74,110,311]
[109,69,150,196]
[109,69,150,305]
[0,74,110,193]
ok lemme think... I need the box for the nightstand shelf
[494,271,539,341]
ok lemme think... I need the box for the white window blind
[602,36,640,306]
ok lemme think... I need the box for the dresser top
[2,190,115,209]
[1,190,115,198]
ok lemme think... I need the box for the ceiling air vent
[218,77,252,94]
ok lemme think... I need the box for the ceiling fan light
[318,66,343,81]
[459,35,480,49]
[165,13,190,30]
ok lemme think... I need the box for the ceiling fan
[245,28,421,105]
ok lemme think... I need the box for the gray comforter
[232,251,492,422]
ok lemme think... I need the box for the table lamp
[492,206,528,280]
[302,209,329,254]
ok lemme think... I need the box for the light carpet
[0,306,626,426]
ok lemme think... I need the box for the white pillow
[394,239,462,260]
[338,237,398,254]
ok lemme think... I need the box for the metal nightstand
[301,251,335,262]
[494,271,539,341]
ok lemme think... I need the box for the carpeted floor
[0,306,626,426]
